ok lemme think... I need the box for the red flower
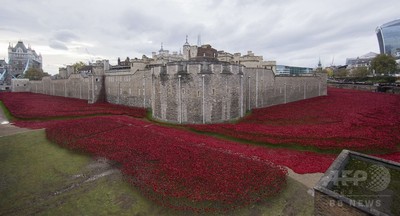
[188,88,400,152]
[46,116,288,211]
[0,92,146,119]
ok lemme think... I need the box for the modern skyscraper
[376,19,400,59]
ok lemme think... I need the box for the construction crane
[85,48,95,64]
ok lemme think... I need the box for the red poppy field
[189,88,400,152]
[1,88,400,212]
[0,92,146,119]
[45,116,288,212]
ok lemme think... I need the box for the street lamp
[202,74,205,124]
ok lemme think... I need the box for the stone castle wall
[13,62,327,124]
[104,69,152,108]
[29,75,90,99]
[15,74,104,103]
[105,62,327,124]
[11,79,30,92]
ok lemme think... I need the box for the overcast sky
[0,0,399,74]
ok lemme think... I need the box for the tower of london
[12,38,327,124]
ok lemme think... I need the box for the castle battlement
[148,61,245,76]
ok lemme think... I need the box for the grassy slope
[0,130,314,216]
[0,101,14,121]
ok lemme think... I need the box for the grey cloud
[121,10,165,33]
[0,27,20,33]
[53,30,79,42]
[2,0,400,74]
[46,30,78,51]
[49,40,68,50]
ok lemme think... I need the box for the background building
[8,41,42,78]
[217,50,276,70]
[276,65,313,76]
[376,19,400,59]
[345,52,378,69]
[152,43,184,64]
[58,65,75,79]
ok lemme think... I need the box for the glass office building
[376,19,400,59]
[275,65,313,76]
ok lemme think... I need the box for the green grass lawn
[0,130,314,215]
[0,101,14,121]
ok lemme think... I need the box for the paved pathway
[287,168,322,190]
[0,106,31,137]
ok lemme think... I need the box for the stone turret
[183,35,191,60]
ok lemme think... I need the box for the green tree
[23,68,49,80]
[335,68,349,78]
[370,54,397,75]
[351,67,369,77]
[72,61,86,72]
[323,68,334,78]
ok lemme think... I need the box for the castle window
[182,88,185,94]
[197,91,200,97]
[95,78,99,82]
[212,89,215,95]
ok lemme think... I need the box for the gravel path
[287,168,322,189]
[0,107,31,137]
